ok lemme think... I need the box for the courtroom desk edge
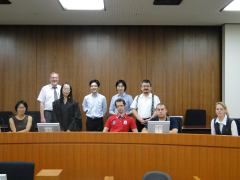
[0,132,239,148]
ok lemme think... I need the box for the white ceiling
[0,0,239,25]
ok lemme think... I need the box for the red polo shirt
[104,114,137,132]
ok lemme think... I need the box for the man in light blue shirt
[109,80,133,115]
[82,79,107,131]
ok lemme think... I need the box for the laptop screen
[37,123,60,132]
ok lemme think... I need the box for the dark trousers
[136,120,146,132]
[86,117,104,131]
[44,110,54,123]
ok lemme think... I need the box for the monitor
[147,120,170,133]
[37,123,60,132]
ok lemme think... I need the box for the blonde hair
[216,102,229,117]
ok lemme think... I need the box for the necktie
[53,86,58,100]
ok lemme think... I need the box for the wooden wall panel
[0,26,221,128]
[0,27,37,112]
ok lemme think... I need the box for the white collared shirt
[82,93,107,118]
[37,84,61,111]
[130,93,160,119]
[211,115,238,136]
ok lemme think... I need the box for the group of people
[8,72,238,136]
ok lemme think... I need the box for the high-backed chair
[0,111,13,132]
[232,118,240,136]
[184,109,206,126]
[142,171,171,180]
[0,162,34,180]
[26,111,41,132]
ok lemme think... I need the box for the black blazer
[53,99,82,131]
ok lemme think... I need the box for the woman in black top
[53,83,82,131]
[9,100,32,132]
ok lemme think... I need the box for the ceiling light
[58,0,105,10]
[223,0,240,11]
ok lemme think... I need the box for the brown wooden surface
[0,26,221,128]
[0,132,239,180]
[104,176,114,180]
[36,169,63,180]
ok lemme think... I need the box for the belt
[87,116,103,120]
[44,110,53,112]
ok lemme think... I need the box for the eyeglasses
[63,88,71,92]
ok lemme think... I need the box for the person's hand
[67,130,71,132]
[40,118,46,123]
[144,118,151,122]
[138,117,145,124]
[141,128,148,133]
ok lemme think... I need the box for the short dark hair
[115,98,126,107]
[156,103,168,110]
[115,80,127,91]
[15,100,28,112]
[89,79,100,87]
[141,79,152,86]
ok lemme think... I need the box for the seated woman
[53,83,82,131]
[9,100,32,132]
[211,102,238,136]
[142,103,179,133]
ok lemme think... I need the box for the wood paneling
[0,133,239,180]
[0,26,221,128]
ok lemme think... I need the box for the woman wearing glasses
[53,83,82,131]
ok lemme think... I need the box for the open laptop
[37,123,60,132]
[147,121,170,133]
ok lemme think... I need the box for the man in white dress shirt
[37,72,61,123]
[82,79,107,131]
[131,79,160,132]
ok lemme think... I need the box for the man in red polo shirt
[103,99,138,132]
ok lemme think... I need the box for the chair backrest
[0,111,13,131]
[169,116,183,133]
[231,118,240,136]
[0,162,34,180]
[142,171,171,180]
[184,109,206,126]
[26,111,41,132]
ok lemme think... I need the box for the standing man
[103,99,138,132]
[37,72,61,123]
[82,79,107,131]
[131,79,160,132]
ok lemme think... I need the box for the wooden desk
[182,126,211,134]
[0,132,239,180]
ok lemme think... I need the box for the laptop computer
[37,123,60,132]
[147,121,170,133]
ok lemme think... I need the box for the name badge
[123,120,128,125]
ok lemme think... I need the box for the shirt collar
[50,84,58,89]
[116,113,126,119]
[216,115,228,125]
[117,92,126,97]
[141,93,152,98]
[91,92,99,97]
[158,116,169,121]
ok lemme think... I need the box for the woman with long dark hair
[53,83,82,131]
